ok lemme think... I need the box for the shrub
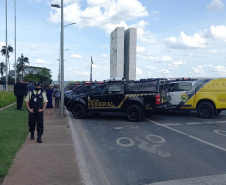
[0,92,16,108]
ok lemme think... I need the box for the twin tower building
[110,27,137,80]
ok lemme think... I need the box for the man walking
[14,79,27,110]
[25,82,48,143]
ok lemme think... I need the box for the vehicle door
[105,84,124,110]
[88,85,107,110]
[169,82,194,107]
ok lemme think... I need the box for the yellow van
[169,78,226,118]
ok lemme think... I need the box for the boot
[30,132,34,140]
[37,135,42,143]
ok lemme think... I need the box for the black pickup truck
[70,79,170,122]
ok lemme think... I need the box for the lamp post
[51,1,64,117]
[51,2,76,116]
[57,48,68,85]
[14,0,16,84]
[5,0,8,91]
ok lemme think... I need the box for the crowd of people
[13,79,61,143]
[13,80,61,111]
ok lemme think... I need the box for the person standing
[25,82,48,143]
[45,85,54,114]
[14,79,27,110]
[53,84,61,108]
[26,81,34,94]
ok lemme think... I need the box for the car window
[169,82,192,92]
[91,86,106,95]
[178,82,192,91]
[109,85,121,94]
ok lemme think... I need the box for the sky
[0,0,226,81]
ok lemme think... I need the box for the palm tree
[0,62,6,78]
[1,45,14,72]
[17,54,29,79]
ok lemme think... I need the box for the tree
[23,66,52,84]
[17,54,29,79]
[0,62,6,78]
[1,45,14,72]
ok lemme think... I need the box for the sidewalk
[2,107,83,185]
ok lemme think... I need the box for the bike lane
[72,113,226,185]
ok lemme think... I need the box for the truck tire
[197,102,214,118]
[126,105,143,122]
[72,104,86,119]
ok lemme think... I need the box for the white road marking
[161,123,182,126]
[214,130,226,137]
[114,126,138,130]
[116,137,135,147]
[147,173,226,185]
[186,120,226,125]
[146,119,226,152]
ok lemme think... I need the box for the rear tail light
[155,94,161,105]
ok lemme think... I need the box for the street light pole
[14,0,16,84]
[5,0,8,92]
[60,0,64,117]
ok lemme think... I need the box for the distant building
[110,27,137,80]
[124,28,137,80]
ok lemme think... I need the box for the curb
[0,102,16,112]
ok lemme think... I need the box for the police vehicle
[168,78,226,118]
[66,82,102,111]
[70,78,170,122]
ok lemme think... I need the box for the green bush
[0,92,16,108]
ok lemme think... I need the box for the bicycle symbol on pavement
[116,134,171,158]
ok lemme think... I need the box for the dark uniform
[25,82,47,143]
[14,80,27,110]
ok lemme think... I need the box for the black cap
[34,81,40,86]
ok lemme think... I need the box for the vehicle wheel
[216,109,222,115]
[197,102,214,118]
[145,111,153,117]
[72,104,86,119]
[126,105,143,122]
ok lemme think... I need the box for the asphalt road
[68,110,226,185]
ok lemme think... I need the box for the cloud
[137,45,145,53]
[0,42,6,53]
[48,0,148,34]
[142,55,172,62]
[165,31,207,49]
[192,64,226,77]
[70,54,82,58]
[29,44,39,51]
[168,60,187,68]
[206,0,224,11]
[136,67,142,75]
[207,49,218,54]
[150,10,160,21]
[204,25,226,42]
[35,59,51,64]
[102,54,108,58]
[157,69,171,75]
[145,66,157,70]
[100,44,109,49]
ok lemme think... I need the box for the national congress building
[110,27,137,80]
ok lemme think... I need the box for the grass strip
[0,92,16,108]
[0,103,28,183]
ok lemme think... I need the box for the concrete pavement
[2,107,83,185]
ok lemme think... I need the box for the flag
[90,56,93,82]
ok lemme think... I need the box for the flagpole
[90,56,92,82]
